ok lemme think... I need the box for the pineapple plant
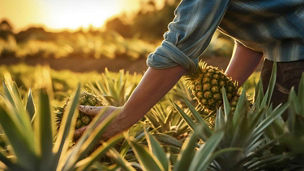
[184,62,239,113]
[56,91,103,130]
[0,73,121,171]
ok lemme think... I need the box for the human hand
[74,105,121,139]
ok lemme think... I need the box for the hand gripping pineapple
[69,42,262,140]
[56,91,104,131]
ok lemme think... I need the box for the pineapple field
[0,63,303,171]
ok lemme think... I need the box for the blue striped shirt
[147,0,304,72]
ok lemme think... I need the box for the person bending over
[76,0,304,139]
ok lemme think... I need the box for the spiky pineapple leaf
[183,99,211,130]
[153,133,182,148]
[62,108,120,171]
[233,90,247,127]
[189,131,224,171]
[127,138,164,171]
[36,88,54,168]
[215,108,225,131]
[261,62,277,107]
[172,101,196,130]
[252,103,288,138]
[221,87,231,118]
[107,148,136,171]
[3,74,33,138]
[25,89,35,121]
[298,74,304,111]
[53,84,81,167]
[75,135,123,171]
[0,151,24,171]
[174,133,199,171]
[146,131,169,171]
[0,106,38,170]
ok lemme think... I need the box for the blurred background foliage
[0,0,233,62]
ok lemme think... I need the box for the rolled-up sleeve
[147,0,230,72]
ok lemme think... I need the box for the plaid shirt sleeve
[146,0,230,72]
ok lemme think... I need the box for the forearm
[103,66,186,138]
[225,42,263,85]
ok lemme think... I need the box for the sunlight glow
[44,0,121,30]
[0,0,143,31]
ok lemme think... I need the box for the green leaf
[232,90,247,127]
[254,80,264,107]
[183,99,212,136]
[211,147,243,158]
[252,103,288,138]
[75,135,123,171]
[53,84,81,167]
[263,62,277,106]
[265,117,285,139]
[146,132,169,171]
[247,154,287,171]
[221,87,231,118]
[288,88,300,114]
[215,108,225,131]
[107,149,136,171]
[0,106,38,170]
[36,88,54,168]
[298,73,304,112]
[128,138,163,171]
[72,108,120,160]
[189,131,224,171]
[174,133,199,171]
[0,150,25,171]
[3,75,33,138]
[61,107,119,171]
[26,89,35,121]
[153,133,182,148]
[172,102,196,130]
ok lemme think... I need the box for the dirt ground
[0,56,262,73]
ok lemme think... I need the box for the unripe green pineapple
[185,62,239,113]
[56,91,103,129]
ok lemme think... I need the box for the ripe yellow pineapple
[185,62,239,113]
[56,91,103,129]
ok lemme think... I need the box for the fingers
[74,126,87,138]
[79,105,104,116]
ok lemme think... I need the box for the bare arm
[77,43,263,139]
[225,42,263,85]
[85,66,186,138]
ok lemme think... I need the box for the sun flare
[0,0,142,31]
[43,0,122,30]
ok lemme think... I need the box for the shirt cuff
[146,40,199,72]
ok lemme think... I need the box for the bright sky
[0,0,143,31]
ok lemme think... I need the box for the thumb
[74,126,87,138]
[79,105,104,116]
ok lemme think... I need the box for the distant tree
[105,17,132,38]
[104,0,180,42]
[130,0,178,42]
[0,20,13,31]
[15,27,56,43]
[0,19,14,41]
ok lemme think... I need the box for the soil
[0,56,262,73]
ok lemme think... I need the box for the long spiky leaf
[146,132,169,171]
[54,84,81,166]
[36,88,54,168]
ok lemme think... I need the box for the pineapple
[56,91,103,129]
[184,62,239,113]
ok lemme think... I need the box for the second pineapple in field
[184,62,239,113]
